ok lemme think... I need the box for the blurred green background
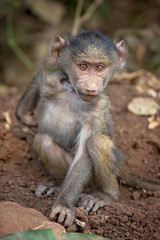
[0,0,160,88]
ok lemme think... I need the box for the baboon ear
[116,40,126,70]
[51,35,66,63]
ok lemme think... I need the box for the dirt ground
[0,77,160,240]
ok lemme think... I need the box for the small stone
[154,191,160,198]
[132,191,141,200]
[67,224,78,232]
[139,213,146,220]
[29,185,35,192]
[126,222,131,226]
[7,180,13,186]
[125,232,130,237]
[89,215,100,229]
[131,222,137,230]
[19,181,28,187]
[121,215,128,223]
[124,211,132,217]
[137,227,144,233]
[94,227,104,236]
[110,218,119,225]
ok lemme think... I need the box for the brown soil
[0,79,160,240]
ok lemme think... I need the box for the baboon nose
[86,89,96,94]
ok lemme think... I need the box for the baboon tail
[119,161,160,192]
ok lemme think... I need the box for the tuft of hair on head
[64,30,117,62]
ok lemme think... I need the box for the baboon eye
[79,64,87,70]
[96,65,103,71]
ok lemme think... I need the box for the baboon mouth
[78,92,98,102]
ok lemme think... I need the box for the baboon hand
[49,205,75,227]
[21,114,37,127]
[78,192,112,212]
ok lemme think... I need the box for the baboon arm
[49,128,92,226]
[16,70,42,126]
[49,150,92,226]
[58,151,92,205]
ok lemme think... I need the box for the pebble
[121,215,128,223]
[131,222,137,230]
[67,224,78,232]
[154,191,160,198]
[137,227,144,233]
[110,218,119,225]
[7,180,13,185]
[124,211,132,217]
[125,231,130,237]
[89,215,100,229]
[132,191,141,200]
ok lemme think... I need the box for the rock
[0,201,65,236]
[110,218,119,225]
[67,224,78,232]
[132,191,141,200]
[154,190,160,198]
[89,215,101,229]
[121,215,128,223]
